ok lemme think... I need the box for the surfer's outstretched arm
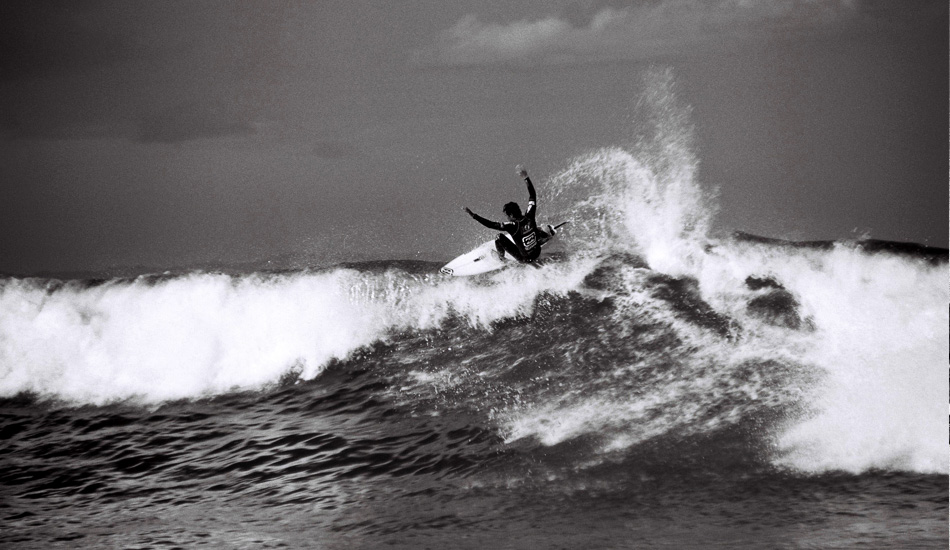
[463,207,503,230]
[516,165,537,217]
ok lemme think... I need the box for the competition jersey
[501,200,540,259]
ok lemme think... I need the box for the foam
[680,239,948,474]
[503,68,948,475]
[0,259,595,405]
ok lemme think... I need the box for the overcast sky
[1,0,946,275]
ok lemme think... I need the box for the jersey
[500,200,540,260]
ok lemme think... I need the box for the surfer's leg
[495,234,523,261]
[494,235,506,258]
[535,227,552,246]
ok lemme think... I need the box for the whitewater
[2,73,946,548]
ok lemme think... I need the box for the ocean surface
[2,77,947,549]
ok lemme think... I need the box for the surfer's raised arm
[516,165,537,216]
[463,207,504,231]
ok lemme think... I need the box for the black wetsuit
[468,175,549,263]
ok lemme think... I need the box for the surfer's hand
[463,207,473,216]
[515,165,528,179]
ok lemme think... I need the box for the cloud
[415,14,574,66]
[412,0,861,66]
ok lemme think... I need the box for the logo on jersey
[522,232,537,250]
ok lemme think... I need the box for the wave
[2,68,945,477]
[0,257,598,404]
[3,234,944,475]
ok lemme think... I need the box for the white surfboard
[440,222,568,277]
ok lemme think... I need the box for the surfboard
[440,222,568,276]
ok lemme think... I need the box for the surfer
[463,165,554,263]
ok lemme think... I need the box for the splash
[503,67,948,475]
[546,67,715,275]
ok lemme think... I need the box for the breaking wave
[2,69,945,477]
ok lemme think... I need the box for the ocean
[2,79,947,548]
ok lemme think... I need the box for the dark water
[1,243,946,549]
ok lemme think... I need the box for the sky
[1,0,946,275]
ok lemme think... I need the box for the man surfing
[463,165,555,264]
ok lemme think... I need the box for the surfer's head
[503,202,522,220]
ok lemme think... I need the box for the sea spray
[503,68,948,475]
[545,67,715,275]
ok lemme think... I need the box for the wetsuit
[468,174,549,263]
